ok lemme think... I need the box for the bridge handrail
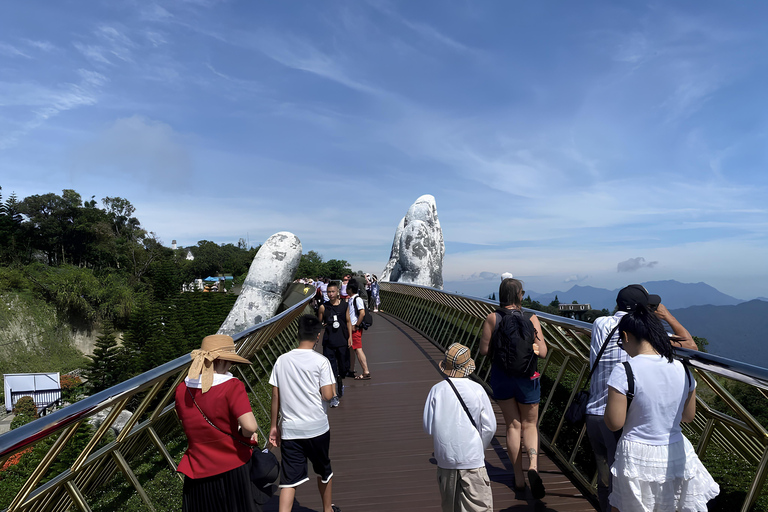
[379,281,768,512]
[0,292,314,512]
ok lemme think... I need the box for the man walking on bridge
[269,315,341,512]
[318,281,352,407]
[347,279,371,380]
[424,343,496,512]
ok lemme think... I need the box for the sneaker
[330,396,340,408]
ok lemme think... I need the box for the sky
[1,1,767,300]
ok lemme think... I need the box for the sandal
[528,469,546,500]
[354,373,371,380]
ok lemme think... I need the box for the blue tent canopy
[203,276,219,282]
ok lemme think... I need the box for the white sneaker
[330,396,340,408]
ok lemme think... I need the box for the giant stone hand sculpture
[217,231,302,336]
[381,194,444,289]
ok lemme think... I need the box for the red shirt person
[175,335,261,512]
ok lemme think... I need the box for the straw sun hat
[188,334,251,392]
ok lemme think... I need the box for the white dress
[607,355,719,512]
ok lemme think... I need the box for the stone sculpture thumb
[217,231,302,336]
[381,194,444,289]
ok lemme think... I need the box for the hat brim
[439,358,476,378]
[217,352,251,365]
[648,294,661,305]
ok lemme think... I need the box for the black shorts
[279,430,333,487]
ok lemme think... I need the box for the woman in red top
[175,335,260,512]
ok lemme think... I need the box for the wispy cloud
[617,257,659,273]
[73,42,112,65]
[22,39,56,52]
[0,70,107,149]
[0,42,29,58]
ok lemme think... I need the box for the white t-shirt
[348,294,365,326]
[608,354,696,445]
[423,378,497,470]
[268,349,336,440]
[319,282,329,302]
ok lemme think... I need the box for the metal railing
[0,292,314,512]
[379,281,768,512]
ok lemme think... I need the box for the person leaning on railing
[586,285,698,512]
[604,305,718,512]
[174,335,262,512]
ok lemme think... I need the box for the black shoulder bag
[565,324,620,425]
[444,377,480,432]
[186,387,279,497]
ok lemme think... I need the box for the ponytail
[617,305,674,362]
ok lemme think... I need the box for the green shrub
[11,396,37,419]
[10,414,35,430]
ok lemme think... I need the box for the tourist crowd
[173,274,719,512]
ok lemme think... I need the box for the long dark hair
[617,305,673,362]
[499,278,524,308]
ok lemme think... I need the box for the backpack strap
[622,361,635,411]
[443,377,480,432]
[577,324,620,393]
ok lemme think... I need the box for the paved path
[264,313,597,512]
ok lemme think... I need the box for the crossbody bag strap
[622,361,635,410]
[579,324,620,392]
[187,387,253,448]
[444,377,480,432]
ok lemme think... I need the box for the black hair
[617,305,674,362]
[499,278,524,307]
[347,279,359,294]
[327,281,339,290]
[298,314,323,341]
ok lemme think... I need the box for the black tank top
[323,300,349,347]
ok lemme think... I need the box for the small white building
[4,373,61,412]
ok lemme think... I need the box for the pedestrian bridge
[1,282,767,511]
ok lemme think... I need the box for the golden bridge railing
[0,292,314,512]
[380,281,768,512]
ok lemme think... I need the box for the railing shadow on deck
[0,292,315,512]
[378,281,768,512]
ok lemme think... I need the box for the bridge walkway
[265,312,597,512]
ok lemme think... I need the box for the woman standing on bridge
[604,306,718,512]
[175,335,264,512]
[479,278,547,500]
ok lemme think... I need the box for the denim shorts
[489,365,541,404]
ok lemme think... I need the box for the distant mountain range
[443,278,765,367]
[528,280,744,311]
[670,300,768,367]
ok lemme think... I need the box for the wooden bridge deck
[265,313,597,512]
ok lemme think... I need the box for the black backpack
[353,296,373,330]
[491,308,537,378]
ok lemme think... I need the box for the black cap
[616,284,661,311]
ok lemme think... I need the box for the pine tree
[85,322,120,393]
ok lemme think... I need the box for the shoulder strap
[580,324,620,392]
[444,378,479,432]
[187,387,255,448]
[622,361,635,410]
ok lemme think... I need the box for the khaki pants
[436,467,493,512]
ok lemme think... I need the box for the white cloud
[0,70,107,149]
[70,116,194,189]
[0,42,29,58]
[73,42,112,64]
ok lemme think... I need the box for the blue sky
[1,1,767,299]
